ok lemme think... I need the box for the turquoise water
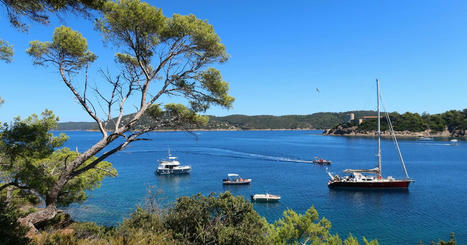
[60,130,467,244]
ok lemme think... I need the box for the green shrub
[0,198,30,245]
[165,192,268,245]
[70,222,113,240]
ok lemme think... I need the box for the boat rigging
[327,79,414,189]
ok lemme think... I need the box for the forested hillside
[57,111,376,130]
[326,109,467,137]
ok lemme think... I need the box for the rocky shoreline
[323,125,466,138]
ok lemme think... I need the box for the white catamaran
[327,79,414,189]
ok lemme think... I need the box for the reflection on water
[222,184,252,192]
[328,189,410,208]
[156,174,191,189]
[252,201,281,208]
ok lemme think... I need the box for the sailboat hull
[328,180,412,189]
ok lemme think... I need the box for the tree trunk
[16,137,113,235]
[18,204,57,237]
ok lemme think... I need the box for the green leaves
[2,0,105,31]
[27,26,96,70]
[268,207,380,245]
[0,110,116,207]
[0,110,66,162]
[198,68,235,108]
[0,40,14,63]
[143,103,209,128]
[57,149,117,206]
[0,197,31,244]
[165,192,268,245]
[52,26,91,58]
[97,1,227,61]
[164,103,209,126]
[166,14,228,61]
[268,206,337,244]
[96,0,166,56]
[95,0,233,114]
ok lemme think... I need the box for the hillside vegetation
[326,109,467,137]
[57,111,376,131]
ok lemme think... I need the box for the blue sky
[1,0,466,122]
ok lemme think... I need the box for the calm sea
[59,130,466,244]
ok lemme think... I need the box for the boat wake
[121,147,316,164]
[193,147,316,164]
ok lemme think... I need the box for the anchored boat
[327,79,414,189]
[222,173,251,185]
[155,150,191,175]
[251,193,280,202]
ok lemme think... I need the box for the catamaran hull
[328,180,411,189]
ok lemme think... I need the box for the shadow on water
[222,184,252,192]
[252,201,281,208]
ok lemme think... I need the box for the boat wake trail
[121,147,315,164]
[194,147,315,164]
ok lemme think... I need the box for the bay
[59,130,466,244]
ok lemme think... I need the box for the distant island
[57,110,378,131]
[324,109,467,138]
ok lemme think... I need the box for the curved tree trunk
[18,204,57,237]
[16,136,118,235]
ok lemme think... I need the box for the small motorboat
[313,157,332,165]
[251,193,281,202]
[419,136,434,141]
[450,139,459,145]
[222,173,251,185]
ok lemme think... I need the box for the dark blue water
[59,130,467,244]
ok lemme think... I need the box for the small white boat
[450,139,459,145]
[419,136,434,141]
[155,150,191,175]
[251,193,281,202]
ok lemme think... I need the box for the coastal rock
[323,127,464,138]
[451,129,466,138]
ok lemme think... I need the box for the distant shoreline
[322,129,466,139]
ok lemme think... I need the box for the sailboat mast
[376,79,382,177]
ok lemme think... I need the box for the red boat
[313,158,332,165]
[327,79,414,189]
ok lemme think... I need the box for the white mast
[376,79,382,177]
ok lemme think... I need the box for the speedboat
[313,158,332,165]
[222,173,251,185]
[155,150,191,175]
[450,139,459,145]
[251,193,280,202]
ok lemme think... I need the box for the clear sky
[1,0,466,122]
